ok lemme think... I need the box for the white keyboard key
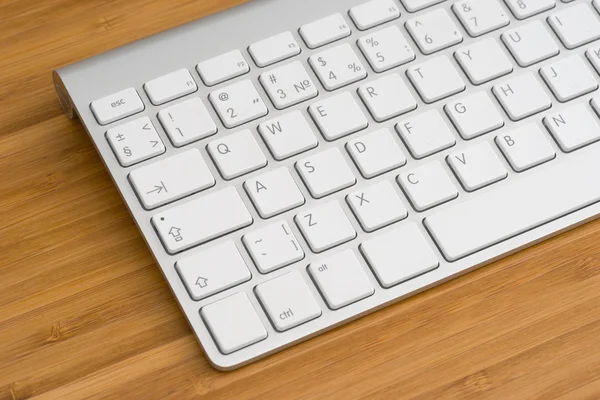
[176,241,251,301]
[425,149,600,261]
[152,187,253,254]
[309,250,375,309]
[445,91,505,139]
[596,0,600,13]
[493,73,552,121]
[398,160,458,211]
[144,69,197,106]
[201,293,267,354]
[400,0,445,13]
[208,129,267,180]
[259,61,318,109]
[406,8,463,55]
[447,142,507,191]
[209,80,268,128]
[358,26,415,73]
[91,88,144,126]
[295,201,357,252]
[258,111,318,160]
[347,180,408,232]
[504,0,555,20]
[296,147,356,198]
[197,50,250,86]
[407,56,465,103]
[396,110,456,159]
[129,148,215,209]
[501,20,559,67]
[249,31,300,67]
[244,167,305,218]
[455,38,513,85]
[300,13,352,49]
[495,124,555,172]
[347,128,407,178]
[309,92,368,141]
[106,117,165,167]
[548,4,600,49]
[243,221,304,273]
[158,97,217,147]
[255,271,321,331]
[358,73,417,122]
[540,55,598,103]
[361,223,439,288]
[350,0,401,30]
[586,46,600,75]
[453,0,510,37]
[309,43,367,90]
[544,103,600,152]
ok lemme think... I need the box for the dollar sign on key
[318,57,327,67]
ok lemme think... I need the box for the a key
[548,3,600,49]
[295,201,357,253]
[207,129,267,180]
[453,0,510,37]
[455,37,513,85]
[209,79,268,128]
[544,103,600,152]
[504,0,555,20]
[361,223,439,288]
[397,160,458,211]
[407,55,465,103]
[296,147,356,198]
[144,69,197,106]
[258,111,318,160]
[157,97,217,147]
[501,20,559,67]
[255,271,322,331]
[357,26,415,73]
[90,87,144,125]
[309,43,367,90]
[346,128,407,178]
[405,8,463,55]
[308,249,375,309]
[200,293,267,354]
[106,117,165,167]
[424,148,600,261]
[129,148,215,209]
[396,110,456,159]
[447,142,507,191]
[540,55,598,103]
[349,0,401,30]
[244,167,305,218]
[308,92,368,141]
[586,46,600,75]
[249,31,300,67]
[152,187,253,254]
[445,91,505,139]
[176,241,251,301]
[197,50,250,86]
[495,124,555,172]
[358,73,417,122]
[300,13,352,49]
[400,0,445,13]
[243,221,304,273]
[493,73,552,121]
[347,180,408,232]
[259,61,318,109]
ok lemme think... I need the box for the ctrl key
[201,293,268,355]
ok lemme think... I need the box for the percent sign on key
[366,37,379,47]
[348,62,362,72]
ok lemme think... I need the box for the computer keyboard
[53,0,600,370]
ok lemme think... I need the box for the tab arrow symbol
[146,181,167,195]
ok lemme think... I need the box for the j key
[397,160,458,211]
[259,61,318,109]
[349,0,401,31]
[243,221,305,273]
[209,79,268,128]
[540,55,598,102]
[358,73,417,122]
[258,111,318,160]
[157,97,217,147]
[455,37,513,85]
[347,180,408,232]
[445,91,505,139]
[405,8,463,55]
[346,128,407,178]
[495,124,555,172]
[90,87,144,125]
[548,3,600,49]
[244,167,305,218]
[308,92,368,141]
[300,13,351,49]
[493,73,552,121]
[249,31,300,67]
[357,26,415,73]
[309,43,367,90]
[407,55,465,103]
[502,20,559,67]
[197,49,250,86]
[447,141,507,191]
[544,103,600,152]
[144,68,197,106]
[296,147,356,198]
[106,117,165,167]
[207,129,267,180]
[295,201,357,253]
[396,109,456,159]
[504,0,555,20]
[453,0,510,37]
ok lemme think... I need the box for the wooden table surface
[2,0,600,399]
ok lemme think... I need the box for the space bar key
[424,148,600,262]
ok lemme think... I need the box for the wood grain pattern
[1,1,600,398]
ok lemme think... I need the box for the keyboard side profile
[54,0,600,370]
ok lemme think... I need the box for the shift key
[152,187,253,254]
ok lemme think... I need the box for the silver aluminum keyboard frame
[54,0,600,370]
